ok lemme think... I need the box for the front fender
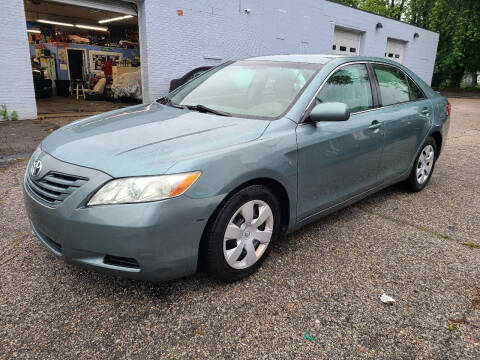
[168,118,299,230]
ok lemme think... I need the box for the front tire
[204,185,281,282]
[405,137,437,192]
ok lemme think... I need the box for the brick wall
[139,0,439,102]
[1,0,439,119]
[0,0,37,120]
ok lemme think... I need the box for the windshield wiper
[185,104,231,116]
[156,97,186,109]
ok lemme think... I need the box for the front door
[296,63,384,220]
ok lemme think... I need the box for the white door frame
[66,48,88,85]
[88,50,123,75]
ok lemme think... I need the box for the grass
[461,242,480,249]
[434,85,480,92]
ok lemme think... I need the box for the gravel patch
[0,98,479,359]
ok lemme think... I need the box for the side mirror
[308,102,350,122]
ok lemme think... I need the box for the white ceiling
[24,0,138,27]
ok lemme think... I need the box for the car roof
[244,54,435,98]
[244,54,406,67]
[245,54,348,64]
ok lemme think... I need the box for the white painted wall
[0,0,37,120]
[322,1,439,84]
[138,0,439,103]
[0,0,439,119]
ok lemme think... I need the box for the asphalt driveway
[0,98,479,359]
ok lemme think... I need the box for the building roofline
[325,0,439,35]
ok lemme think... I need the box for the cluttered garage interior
[3,0,440,120]
[25,0,141,117]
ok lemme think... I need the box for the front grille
[27,172,88,205]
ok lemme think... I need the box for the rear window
[407,77,425,101]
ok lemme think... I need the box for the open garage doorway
[24,0,141,125]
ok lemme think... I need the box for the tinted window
[316,64,373,113]
[407,77,425,101]
[374,64,409,106]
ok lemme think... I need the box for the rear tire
[404,137,437,192]
[204,185,281,282]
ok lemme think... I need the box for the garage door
[47,0,136,15]
[332,28,361,56]
[385,38,406,63]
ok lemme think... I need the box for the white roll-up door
[332,28,361,56]
[47,0,136,16]
[385,38,406,63]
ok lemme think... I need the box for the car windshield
[167,61,321,119]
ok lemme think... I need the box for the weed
[358,207,474,250]
[472,298,480,308]
[447,322,458,331]
[0,104,8,120]
[461,242,480,249]
[0,104,19,121]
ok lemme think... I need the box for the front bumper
[23,152,222,281]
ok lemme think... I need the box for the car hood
[42,102,270,177]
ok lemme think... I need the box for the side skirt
[288,172,409,233]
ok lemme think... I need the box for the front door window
[315,64,373,113]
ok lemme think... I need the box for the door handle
[368,120,382,130]
[421,108,431,117]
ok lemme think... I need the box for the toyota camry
[24,55,450,282]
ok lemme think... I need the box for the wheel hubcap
[416,144,434,184]
[223,200,274,270]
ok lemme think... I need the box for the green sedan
[24,55,450,282]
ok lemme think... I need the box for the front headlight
[87,171,201,206]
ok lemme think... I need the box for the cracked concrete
[0,97,479,359]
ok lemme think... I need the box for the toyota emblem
[30,160,42,177]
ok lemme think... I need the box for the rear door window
[316,64,373,113]
[373,64,410,106]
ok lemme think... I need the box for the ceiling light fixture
[38,19,74,27]
[76,24,108,31]
[27,29,41,33]
[98,15,133,24]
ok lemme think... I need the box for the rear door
[296,63,384,220]
[371,63,432,181]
